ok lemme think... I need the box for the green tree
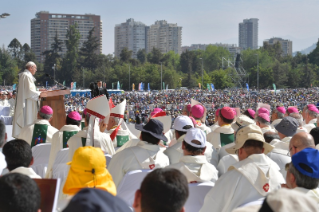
[308,40,319,67]
[211,69,234,89]
[147,47,162,64]
[120,47,132,63]
[137,49,146,63]
[79,27,100,71]
[7,38,22,59]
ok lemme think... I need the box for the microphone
[46,74,67,90]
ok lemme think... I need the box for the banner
[163,82,165,90]
[12,84,16,90]
[63,81,65,86]
[166,84,168,90]
[73,82,76,90]
[71,82,74,90]
[211,83,215,91]
[207,83,210,91]
[117,81,120,90]
[246,83,249,91]
[138,83,141,91]
[148,83,150,91]
[132,83,135,91]
[45,81,48,88]
[199,83,201,89]
[273,83,276,94]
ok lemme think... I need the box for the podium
[40,90,70,130]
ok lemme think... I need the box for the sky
[1,0,319,55]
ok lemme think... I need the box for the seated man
[302,104,319,132]
[0,173,41,212]
[108,119,170,186]
[286,148,319,204]
[16,105,58,147]
[271,106,286,128]
[207,107,235,152]
[191,104,211,135]
[289,132,315,157]
[275,116,299,147]
[133,168,189,212]
[290,113,308,133]
[167,128,218,183]
[255,113,275,134]
[2,139,41,178]
[45,111,81,178]
[200,124,285,212]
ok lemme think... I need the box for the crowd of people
[1,61,319,211]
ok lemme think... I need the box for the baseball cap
[226,124,274,154]
[231,115,255,131]
[184,128,206,148]
[173,116,194,132]
[275,116,298,137]
[292,148,319,179]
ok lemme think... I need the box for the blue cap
[292,148,319,179]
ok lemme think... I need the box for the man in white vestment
[290,113,308,133]
[3,139,41,179]
[68,96,115,161]
[270,106,286,128]
[200,124,285,212]
[167,128,218,183]
[12,61,41,138]
[255,113,275,134]
[45,111,81,178]
[286,148,319,206]
[108,119,169,186]
[0,91,10,107]
[190,104,211,135]
[16,105,58,147]
[8,90,16,116]
[275,116,299,147]
[302,104,319,132]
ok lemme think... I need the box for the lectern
[40,90,70,130]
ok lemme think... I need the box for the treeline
[1,23,319,90]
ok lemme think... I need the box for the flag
[63,81,65,86]
[207,83,210,91]
[199,83,201,89]
[163,82,165,90]
[211,83,215,91]
[166,84,168,90]
[273,83,276,94]
[141,82,144,91]
[117,81,120,90]
[45,81,48,88]
[71,82,74,90]
[148,83,150,91]
[132,83,135,91]
[73,82,76,90]
[112,83,114,89]
[12,84,16,90]
[246,83,249,91]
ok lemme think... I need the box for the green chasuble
[220,133,235,147]
[117,135,130,147]
[63,131,78,148]
[31,124,48,148]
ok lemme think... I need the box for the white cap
[173,116,194,132]
[184,128,206,148]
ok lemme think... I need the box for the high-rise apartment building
[239,18,259,50]
[263,37,293,56]
[114,18,146,58]
[31,11,102,62]
[146,20,182,55]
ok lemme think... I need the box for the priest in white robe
[302,104,319,132]
[12,61,41,138]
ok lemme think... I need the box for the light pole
[129,64,130,91]
[0,13,10,20]
[52,64,56,85]
[255,54,259,90]
[160,62,162,91]
[199,58,203,89]
[82,67,85,88]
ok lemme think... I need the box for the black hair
[219,110,234,124]
[0,173,41,212]
[141,131,160,145]
[140,168,189,212]
[2,139,32,171]
[263,132,280,144]
[242,139,264,155]
[183,140,206,155]
[66,116,81,126]
[175,125,193,137]
[310,127,319,146]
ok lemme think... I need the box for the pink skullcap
[186,104,192,112]
[276,106,286,114]
[191,105,205,119]
[215,108,221,117]
[231,108,237,116]
[68,111,81,121]
[287,107,298,114]
[221,107,235,120]
[258,107,269,115]
[151,108,163,117]
[83,108,88,116]
[247,109,255,118]
[307,104,319,114]
[40,105,53,115]
[188,116,197,127]
[258,113,270,122]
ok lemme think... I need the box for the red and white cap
[110,99,126,119]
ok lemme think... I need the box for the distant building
[146,20,182,55]
[239,18,259,50]
[181,43,241,57]
[114,18,146,58]
[263,37,293,56]
[31,11,102,62]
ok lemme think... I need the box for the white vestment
[107,127,135,148]
[8,98,15,116]
[209,123,220,132]
[10,167,41,179]
[167,155,218,183]
[261,126,276,134]
[12,70,41,138]
[67,127,115,161]
[0,99,10,107]
[195,122,212,135]
[108,140,169,186]
[16,119,58,146]
[217,154,239,177]
[303,118,317,133]
[207,125,234,151]
[293,187,319,207]
[199,154,285,212]
[45,125,80,178]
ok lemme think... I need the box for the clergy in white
[167,128,218,183]
[108,119,169,186]
[302,104,319,132]
[12,61,41,138]
[275,116,299,145]
[191,104,211,135]
[270,106,286,128]
[16,105,58,147]
[200,124,285,212]
[255,113,275,134]
[45,111,81,178]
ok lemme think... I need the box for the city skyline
[1,0,319,56]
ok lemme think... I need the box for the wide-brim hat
[151,116,172,133]
[135,119,167,142]
[231,115,255,131]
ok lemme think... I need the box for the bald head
[289,132,315,156]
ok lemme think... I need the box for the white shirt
[10,167,41,179]
[108,140,169,186]
[167,155,218,183]
[200,154,285,212]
